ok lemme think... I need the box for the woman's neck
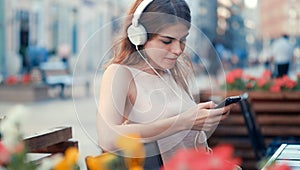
[134,62,165,76]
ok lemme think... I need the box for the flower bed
[224,69,300,92]
[0,72,51,102]
[0,84,50,103]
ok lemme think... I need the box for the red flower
[5,75,18,85]
[21,74,31,84]
[270,85,281,92]
[226,69,243,84]
[257,78,269,87]
[226,74,236,84]
[262,70,272,78]
[282,76,296,89]
[0,142,11,166]
[12,142,25,154]
[273,78,284,88]
[285,80,296,89]
[232,69,243,79]
[162,144,241,170]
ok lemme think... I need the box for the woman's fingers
[193,121,219,131]
[187,102,236,131]
[199,107,227,117]
[197,101,217,109]
[196,102,233,117]
[191,104,234,131]
[200,114,222,123]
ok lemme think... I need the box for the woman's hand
[181,101,234,132]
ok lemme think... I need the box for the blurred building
[259,0,300,39]
[5,0,298,76]
[217,0,247,51]
[0,0,5,76]
[242,0,260,63]
[187,0,218,41]
[187,0,249,68]
[258,0,300,66]
[0,0,126,76]
[185,0,218,63]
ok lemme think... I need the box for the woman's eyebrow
[159,35,175,40]
[159,33,189,40]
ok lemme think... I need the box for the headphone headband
[132,0,154,26]
[127,0,154,46]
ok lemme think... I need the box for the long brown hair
[107,0,193,95]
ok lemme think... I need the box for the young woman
[97,0,233,169]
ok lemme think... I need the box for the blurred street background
[0,75,102,168]
[1,0,300,169]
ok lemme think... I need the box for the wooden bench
[39,61,90,98]
[1,116,77,162]
[24,126,78,162]
[200,90,300,170]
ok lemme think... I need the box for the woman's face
[144,23,189,71]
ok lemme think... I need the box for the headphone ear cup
[127,24,148,46]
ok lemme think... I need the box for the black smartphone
[215,95,241,109]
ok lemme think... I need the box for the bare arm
[97,65,186,151]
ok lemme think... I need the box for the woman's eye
[161,40,172,44]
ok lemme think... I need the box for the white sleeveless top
[114,64,208,163]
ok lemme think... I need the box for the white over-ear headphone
[127,0,154,46]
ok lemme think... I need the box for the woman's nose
[170,40,183,56]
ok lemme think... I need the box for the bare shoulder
[102,64,133,83]
[100,64,135,102]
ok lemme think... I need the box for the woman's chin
[161,61,176,69]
